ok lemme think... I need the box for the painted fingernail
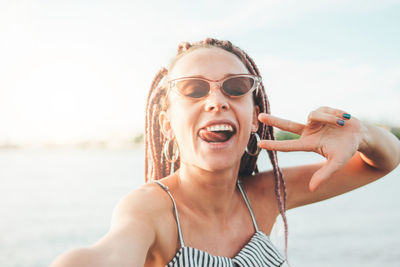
[337,119,345,126]
[343,113,351,119]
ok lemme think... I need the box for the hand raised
[258,106,365,192]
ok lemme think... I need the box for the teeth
[206,124,234,132]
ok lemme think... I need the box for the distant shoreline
[1,125,399,150]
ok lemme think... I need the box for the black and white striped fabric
[154,180,285,267]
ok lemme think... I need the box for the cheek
[168,102,199,140]
[237,99,256,126]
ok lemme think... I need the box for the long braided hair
[144,38,289,259]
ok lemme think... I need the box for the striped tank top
[154,179,285,267]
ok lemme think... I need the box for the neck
[176,163,241,217]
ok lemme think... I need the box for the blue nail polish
[337,119,345,126]
[343,113,351,119]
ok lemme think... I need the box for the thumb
[309,159,342,192]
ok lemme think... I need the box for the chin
[198,156,240,173]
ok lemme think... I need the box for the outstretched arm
[50,189,157,267]
[258,106,400,209]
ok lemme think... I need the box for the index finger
[258,113,304,135]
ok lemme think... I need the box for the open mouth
[198,124,237,143]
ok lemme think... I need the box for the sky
[1,0,399,145]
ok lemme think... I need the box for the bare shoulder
[110,181,171,229]
[50,182,171,267]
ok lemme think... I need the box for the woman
[51,38,400,267]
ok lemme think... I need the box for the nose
[204,84,230,112]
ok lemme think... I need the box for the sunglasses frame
[167,74,262,99]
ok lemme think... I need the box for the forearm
[358,122,400,172]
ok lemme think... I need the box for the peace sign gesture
[258,106,366,192]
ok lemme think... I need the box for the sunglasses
[167,74,262,99]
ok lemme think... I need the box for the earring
[163,139,179,163]
[245,132,261,156]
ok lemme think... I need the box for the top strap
[153,181,185,248]
[237,179,259,232]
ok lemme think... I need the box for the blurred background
[0,0,399,266]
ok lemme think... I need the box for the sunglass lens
[222,77,255,96]
[175,79,210,98]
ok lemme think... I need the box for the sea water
[0,148,399,267]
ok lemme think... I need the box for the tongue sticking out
[199,129,233,143]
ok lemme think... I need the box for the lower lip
[198,134,236,150]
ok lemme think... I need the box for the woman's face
[160,47,259,172]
